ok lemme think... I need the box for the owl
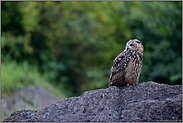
[109,39,144,87]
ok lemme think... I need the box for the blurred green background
[1,1,182,99]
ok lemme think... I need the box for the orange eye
[130,44,134,47]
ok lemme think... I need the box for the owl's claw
[133,83,138,91]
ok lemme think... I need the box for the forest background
[1,0,182,110]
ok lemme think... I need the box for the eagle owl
[109,39,144,87]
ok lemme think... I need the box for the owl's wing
[109,50,131,87]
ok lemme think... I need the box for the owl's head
[125,39,144,54]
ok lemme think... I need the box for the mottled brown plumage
[109,39,144,87]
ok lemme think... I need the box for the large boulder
[1,84,62,120]
[3,81,182,122]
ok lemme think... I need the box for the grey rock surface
[1,85,62,120]
[3,82,182,122]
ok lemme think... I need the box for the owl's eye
[130,44,134,47]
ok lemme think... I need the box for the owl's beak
[127,45,131,50]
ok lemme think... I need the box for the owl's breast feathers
[109,50,143,87]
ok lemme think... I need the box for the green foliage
[1,61,66,98]
[1,1,182,97]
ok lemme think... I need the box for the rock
[1,85,62,120]
[14,84,63,108]
[3,82,182,122]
